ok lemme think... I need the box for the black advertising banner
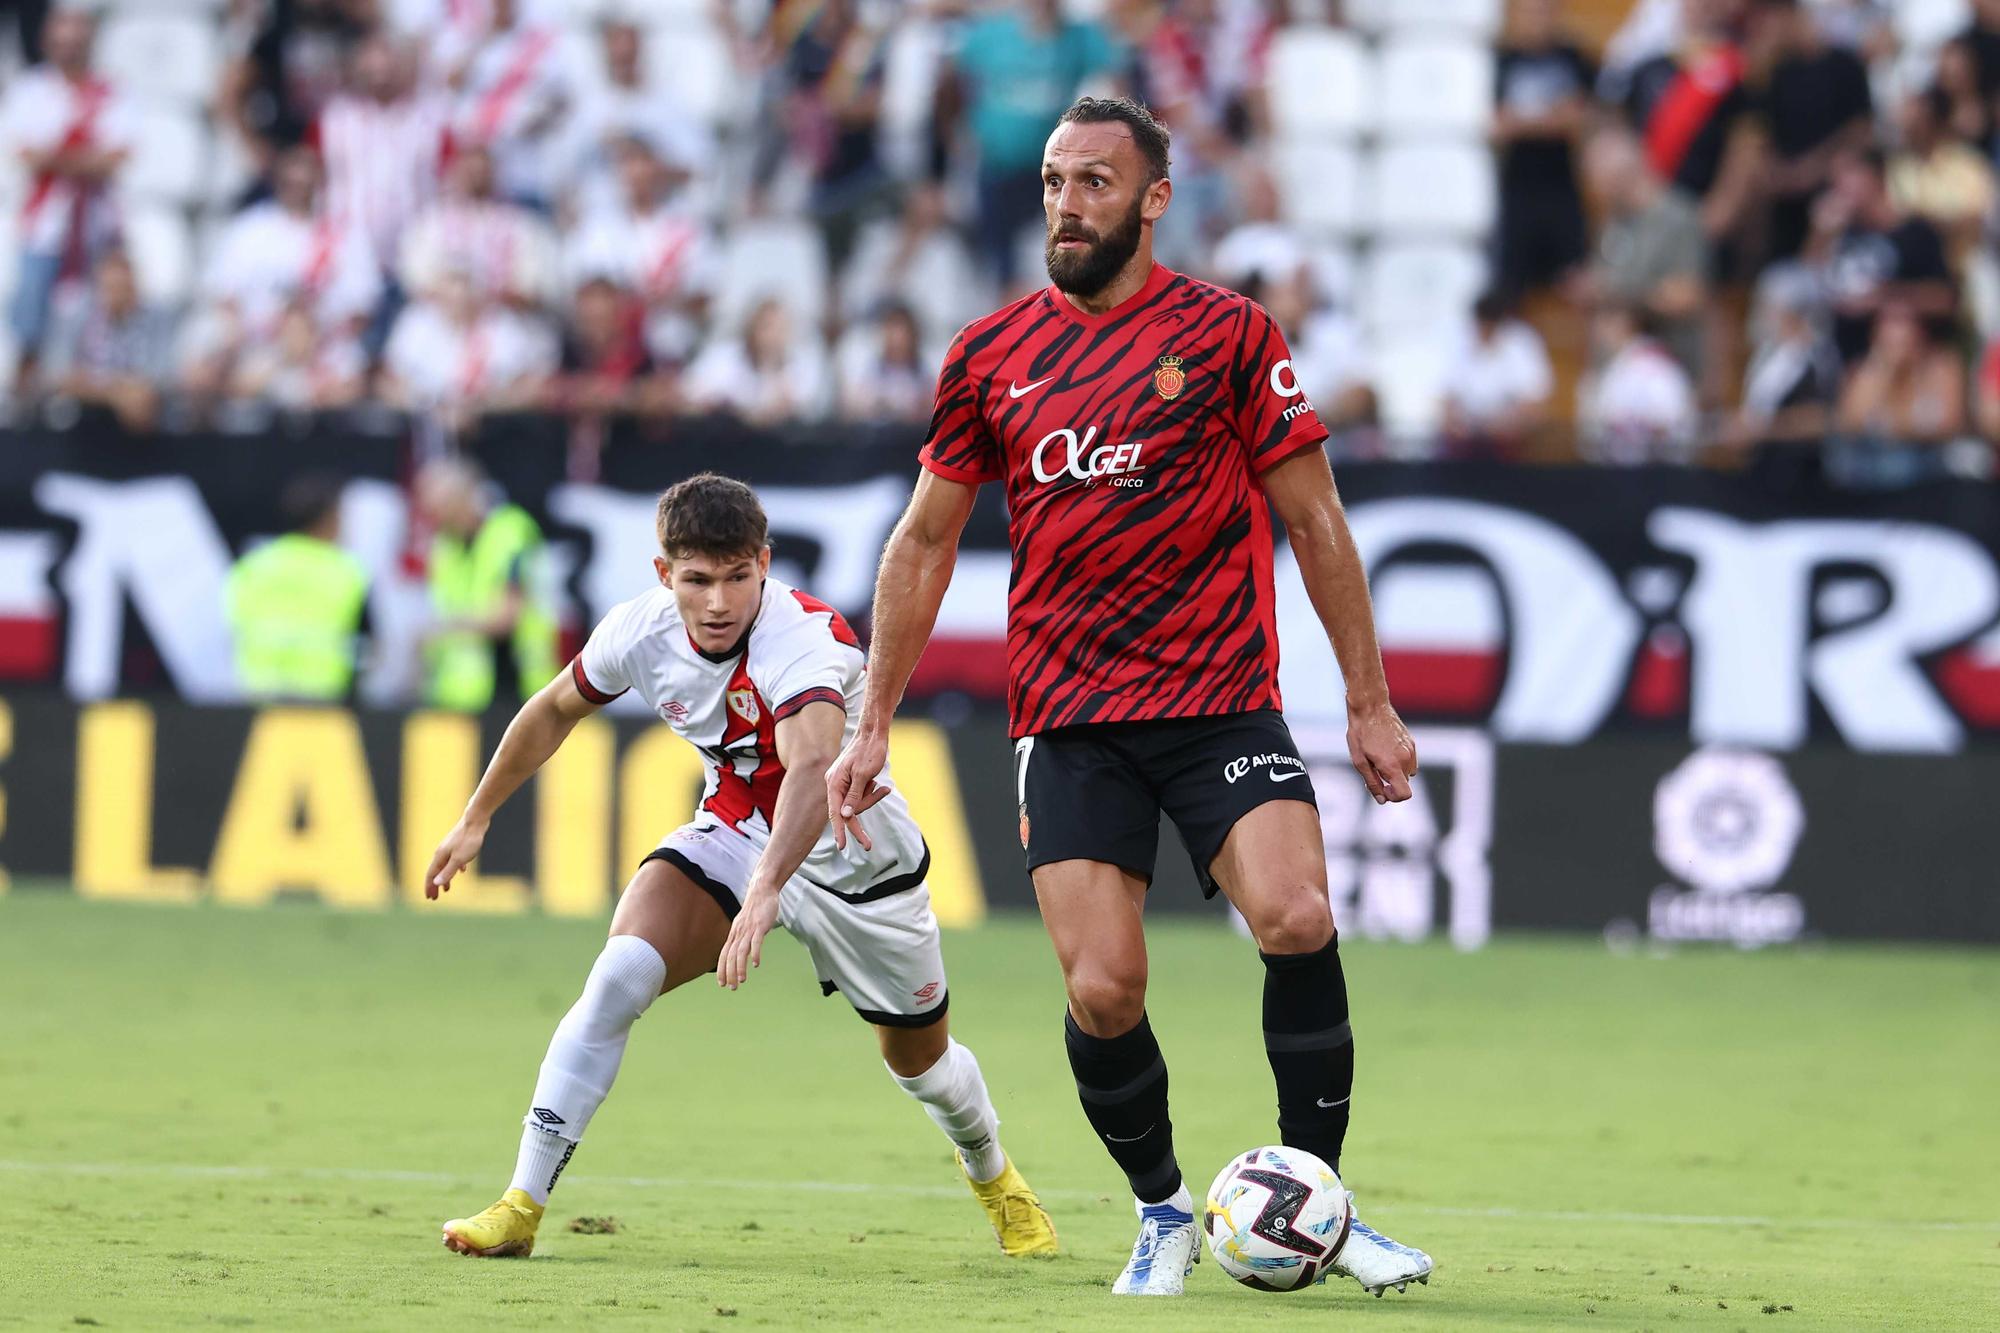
[2,695,1992,944]
[2,423,1999,753]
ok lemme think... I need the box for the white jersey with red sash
[1,67,133,262]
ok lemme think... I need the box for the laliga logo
[1644,747,1807,947]
[1031,426,1147,487]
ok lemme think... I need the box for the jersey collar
[1047,261,1174,327]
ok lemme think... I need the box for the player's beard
[1045,193,1146,298]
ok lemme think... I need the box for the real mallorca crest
[726,688,760,726]
[1154,354,1185,400]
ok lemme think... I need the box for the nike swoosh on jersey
[1007,375,1057,399]
[1270,769,1309,782]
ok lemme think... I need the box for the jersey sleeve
[572,601,634,705]
[1231,299,1332,473]
[758,613,856,723]
[917,328,1003,485]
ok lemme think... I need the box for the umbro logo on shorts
[1224,753,1307,784]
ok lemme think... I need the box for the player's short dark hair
[280,472,347,533]
[656,472,768,561]
[1057,96,1172,182]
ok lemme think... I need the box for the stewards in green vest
[417,457,558,712]
[226,473,369,701]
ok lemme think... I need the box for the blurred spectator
[1758,0,1874,263]
[1721,266,1841,472]
[2,7,132,371]
[544,278,674,421]
[37,250,170,433]
[560,19,712,217]
[1440,291,1554,461]
[767,0,891,266]
[398,144,560,311]
[1811,0,1894,63]
[0,0,49,65]
[952,0,1124,288]
[564,134,715,365]
[839,182,987,350]
[1577,123,1708,380]
[1831,303,1965,486]
[382,267,555,436]
[1252,266,1375,443]
[1975,328,2000,448]
[182,145,382,403]
[1490,0,1595,293]
[228,300,368,415]
[1888,89,1997,267]
[226,472,369,703]
[1956,0,2000,98]
[318,32,449,275]
[683,297,829,426]
[439,0,572,209]
[1210,159,1303,293]
[835,302,933,425]
[1809,147,1954,365]
[415,454,556,712]
[223,0,376,171]
[1932,39,1995,154]
[1578,303,1700,465]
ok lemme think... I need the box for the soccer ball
[1202,1146,1351,1291]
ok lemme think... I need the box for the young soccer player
[427,473,1056,1261]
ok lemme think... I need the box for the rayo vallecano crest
[726,688,760,725]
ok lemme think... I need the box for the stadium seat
[1265,26,1373,138]
[118,109,208,207]
[1369,142,1495,238]
[1893,0,1970,55]
[1346,0,1503,37]
[1377,37,1495,138]
[1360,241,1488,340]
[1271,140,1364,238]
[713,219,828,333]
[1371,332,1454,440]
[122,208,196,308]
[645,19,741,125]
[97,13,222,108]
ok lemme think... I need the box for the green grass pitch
[2,891,1995,1329]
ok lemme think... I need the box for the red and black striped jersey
[919,263,1329,738]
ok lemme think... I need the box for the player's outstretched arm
[827,470,977,848]
[718,700,848,989]
[426,666,600,897]
[1263,448,1418,805]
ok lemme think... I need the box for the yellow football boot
[961,1152,1059,1258]
[441,1188,544,1258]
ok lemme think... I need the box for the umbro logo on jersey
[1007,375,1057,399]
[659,700,689,720]
[1224,753,1307,784]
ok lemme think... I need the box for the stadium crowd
[0,0,1995,482]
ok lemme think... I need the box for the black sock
[1064,1010,1182,1204]
[1261,936,1354,1175]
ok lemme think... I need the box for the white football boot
[1328,1193,1434,1297]
[1111,1196,1201,1295]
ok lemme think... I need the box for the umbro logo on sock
[532,1107,566,1127]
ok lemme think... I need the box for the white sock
[889,1038,1006,1183]
[1137,1183,1194,1218]
[508,935,666,1205]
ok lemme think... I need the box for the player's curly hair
[656,473,769,560]
[1058,96,1172,183]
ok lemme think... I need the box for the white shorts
[644,819,949,1027]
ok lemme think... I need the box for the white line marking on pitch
[3,1159,1994,1235]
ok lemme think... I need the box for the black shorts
[1013,709,1317,898]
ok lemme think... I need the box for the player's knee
[1249,890,1334,956]
[877,1019,949,1078]
[1064,964,1148,1037]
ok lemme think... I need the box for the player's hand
[425,816,489,899]
[1347,700,1417,805]
[717,885,781,990]
[826,727,891,852]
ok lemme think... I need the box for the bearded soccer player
[427,473,1056,1262]
[827,98,1435,1298]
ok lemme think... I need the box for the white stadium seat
[1369,142,1495,238]
[122,208,196,308]
[1361,242,1487,339]
[1265,26,1373,138]
[646,20,741,125]
[713,219,828,333]
[1377,37,1495,138]
[1346,0,1502,38]
[1893,0,1970,54]
[1372,332,1455,440]
[97,14,221,108]
[1272,141,1364,238]
[119,109,208,207]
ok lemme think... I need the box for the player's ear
[653,555,671,587]
[756,545,772,578]
[1143,174,1172,224]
